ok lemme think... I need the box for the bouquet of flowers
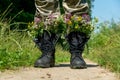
[28,13,98,38]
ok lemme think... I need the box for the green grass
[0,31,37,70]
[55,45,70,63]
[0,29,71,70]
[84,21,120,74]
[0,22,71,70]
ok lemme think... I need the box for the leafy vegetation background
[0,0,120,77]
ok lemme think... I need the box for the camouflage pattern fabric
[34,0,89,27]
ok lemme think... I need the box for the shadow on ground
[55,63,99,68]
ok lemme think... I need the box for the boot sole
[34,63,55,68]
[70,65,87,69]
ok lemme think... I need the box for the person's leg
[33,0,59,68]
[34,0,58,18]
[34,30,58,68]
[67,31,89,69]
[63,0,89,15]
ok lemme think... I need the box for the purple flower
[65,13,72,19]
[34,17,41,24]
[48,13,59,20]
[82,13,90,22]
[48,14,55,19]
[65,18,70,23]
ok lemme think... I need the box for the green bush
[85,21,120,73]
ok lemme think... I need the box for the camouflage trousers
[34,0,89,26]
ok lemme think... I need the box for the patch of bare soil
[0,59,118,80]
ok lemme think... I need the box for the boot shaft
[34,30,58,55]
[67,31,90,54]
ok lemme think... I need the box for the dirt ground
[0,59,119,80]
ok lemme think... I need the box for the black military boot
[33,30,58,68]
[67,31,90,69]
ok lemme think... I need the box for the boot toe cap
[34,59,43,67]
[71,57,87,69]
